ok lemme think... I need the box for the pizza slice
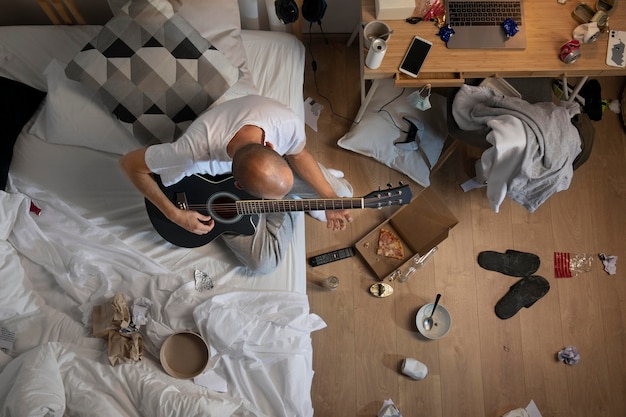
[376,227,405,260]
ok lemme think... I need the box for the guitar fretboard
[236,198,365,214]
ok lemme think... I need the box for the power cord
[376,88,409,133]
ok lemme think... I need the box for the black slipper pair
[478,250,550,320]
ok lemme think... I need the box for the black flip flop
[477,250,540,277]
[495,275,550,319]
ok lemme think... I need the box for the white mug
[363,20,392,49]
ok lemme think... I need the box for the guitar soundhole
[207,192,242,224]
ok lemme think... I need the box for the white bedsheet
[0,25,320,417]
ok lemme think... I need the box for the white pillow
[29,60,144,155]
[337,79,448,187]
[65,0,241,144]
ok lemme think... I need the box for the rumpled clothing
[453,84,582,212]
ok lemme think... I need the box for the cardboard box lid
[355,187,458,279]
[389,187,459,255]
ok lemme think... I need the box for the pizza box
[355,187,458,280]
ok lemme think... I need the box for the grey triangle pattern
[64,2,240,144]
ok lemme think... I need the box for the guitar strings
[182,199,365,213]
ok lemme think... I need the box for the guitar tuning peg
[399,181,404,186]
[387,183,392,188]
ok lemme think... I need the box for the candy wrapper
[557,345,581,365]
[423,0,445,21]
[554,252,593,278]
[438,25,455,42]
[502,18,519,37]
[195,269,214,292]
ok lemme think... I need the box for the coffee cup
[363,20,392,49]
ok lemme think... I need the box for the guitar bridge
[175,193,189,210]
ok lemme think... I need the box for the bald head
[232,143,294,199]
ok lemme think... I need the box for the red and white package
[554,252,593,278]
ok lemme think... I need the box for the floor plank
[303,34,626,417]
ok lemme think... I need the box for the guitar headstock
[362,183,413,209]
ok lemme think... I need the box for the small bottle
[323,276,339,290]
[398,266,416,282]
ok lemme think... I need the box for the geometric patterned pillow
[65,0,240,144]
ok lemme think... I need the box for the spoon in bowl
[423,293,441,331]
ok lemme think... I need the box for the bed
[0,1,323,416]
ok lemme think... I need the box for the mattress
[0,24,322,417]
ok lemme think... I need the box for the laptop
[445,0,527,49]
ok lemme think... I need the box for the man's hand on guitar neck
[326,209,353,231]
[169,209,215,235]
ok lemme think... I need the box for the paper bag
[108,331,143,366]
[92,294,131,338]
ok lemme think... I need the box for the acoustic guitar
[145,173,412,248]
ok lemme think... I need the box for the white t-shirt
[145,95,306,186]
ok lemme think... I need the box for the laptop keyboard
[448,1,523,26]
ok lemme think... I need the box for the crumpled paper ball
[558,345,581,365]
[599,253,618,275]
[502,408,529,417]
[377,399,402,417]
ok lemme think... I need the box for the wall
[0,0,359,32]
[301,0,360,34]
[0,0,112,25]
[239,0,359,33]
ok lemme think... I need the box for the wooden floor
[303,34,626,417]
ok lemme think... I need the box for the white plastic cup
[401,357,428,380]
[363,20,392,49]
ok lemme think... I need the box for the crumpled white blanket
[0,190,323,417]
[195,291,327,417]
[0,342,264,417]
[453,84,582,212]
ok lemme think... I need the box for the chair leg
[430,136,461,174]
[461,144,484,178]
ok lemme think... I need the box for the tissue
[599,253,618,275]
[558,345,581,365]
[377,399,402,417]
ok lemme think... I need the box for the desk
[355,0,626,121]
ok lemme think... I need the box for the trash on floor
[502,399,543,417]
[558,345,581,365]
[598,253,618,275]
[377,398,402,417]
[554,252,594,278]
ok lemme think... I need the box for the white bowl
[160,331,210,379]
[416,303,451,339]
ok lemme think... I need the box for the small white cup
[363,20,392,49]
[401,358,428,380]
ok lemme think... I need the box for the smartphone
[606,30,626,68]
[399,36,433,78]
